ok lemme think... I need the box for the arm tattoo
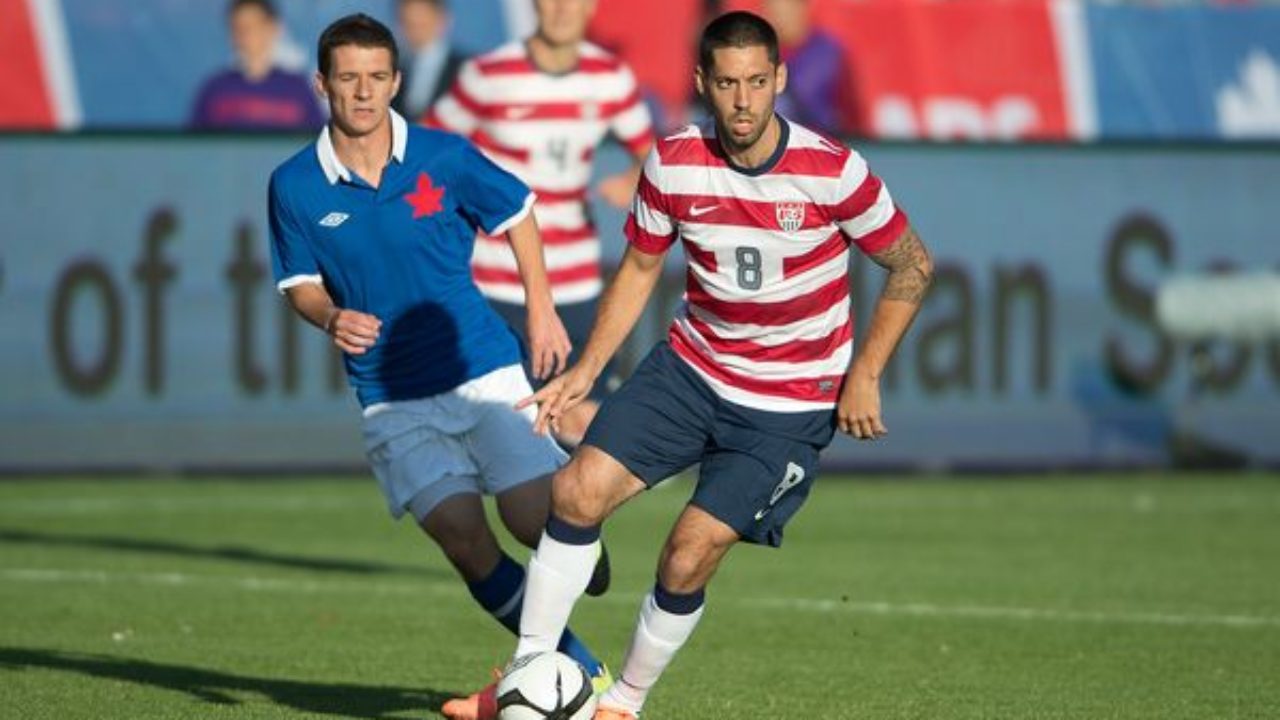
[869,226,933,304]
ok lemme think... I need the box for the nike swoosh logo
[754,507,770,521]
[689,204,718,217]
[506,106,535,119]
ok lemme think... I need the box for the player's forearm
[285,283,340,334]
[505,213,557,313]
[852,225,934,378]
[578,247,664,377]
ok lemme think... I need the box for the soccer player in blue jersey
[266,15,611,714]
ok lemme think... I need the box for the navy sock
[465,553,604,675]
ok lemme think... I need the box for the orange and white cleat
[440,670,500,720]
[593,706,639,720]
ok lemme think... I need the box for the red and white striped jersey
[429,40,653,305]
[626,117,909,413]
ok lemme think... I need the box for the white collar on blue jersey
[315,109,409,185]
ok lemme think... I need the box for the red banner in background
[587,1,703,132]
[612,0,1072,141]
[0,0,57,129]
[820,0,1069,140]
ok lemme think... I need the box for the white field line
[0,496,362,516]
[4,567,1278,630]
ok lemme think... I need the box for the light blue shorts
[361,364,567,523]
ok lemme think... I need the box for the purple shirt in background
[777,31,858,138]
[189,68,325,131]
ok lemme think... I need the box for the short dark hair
[228,0,278,20]
[698,11,779,72]
[398,0,447,8]
[317,13,399,77]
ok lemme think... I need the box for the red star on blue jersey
[405,172,445,219]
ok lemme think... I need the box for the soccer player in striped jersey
[428,0,654,447]
[445,10,934,719]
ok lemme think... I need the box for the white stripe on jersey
[472,236,601,270]
[478,278,601,306]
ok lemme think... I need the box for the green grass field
[2,474,1278,719]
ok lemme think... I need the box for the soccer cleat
[593,706,638,720]
[585,542,611,597]
[590,664,614,696]
[440,670,500,720]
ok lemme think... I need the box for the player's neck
[330,120,392,188]
[527,35,579,75]
[720,114,782,170]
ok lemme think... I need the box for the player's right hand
[517,365,595,436]
[326,308,381,355]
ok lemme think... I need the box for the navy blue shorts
[490,297,616,402]
[583,342,837,547]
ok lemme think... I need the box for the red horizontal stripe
[829,172,883,222]
[852,208,908,255]
[783,230,848,278]
[685,271,849,327]
[771,147,850,178]
[541,226,597,246]
[447,83,486,117]
[532,186,588,203]
[621,129,655,157]
[682,238,717,272]
[473,261,599,286]
[685,314,852,364]
[625,215,675,254]
[476,56,623,76]
[669,326,843,403]
[479,97,641,122]
[471,129,530,162]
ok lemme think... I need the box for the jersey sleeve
[267,171,323,293]
[427,60,483,134]
[608,65,655,157]
[451,140,535,236]
[832,150,908,255]
[624,148,677,255]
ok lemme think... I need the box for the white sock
[513,530,599,659]
[600,591,705,714]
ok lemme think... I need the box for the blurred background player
[188,0,325,131]
[392,0,466,120]
[267,15,610,715]
[480,10,933,719]
[762,0,859,137]
[429,0,655,447]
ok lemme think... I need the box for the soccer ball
[496,651,598,720]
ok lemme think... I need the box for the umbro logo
[318,212,349,228]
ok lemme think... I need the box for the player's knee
[658,543,717,594]
[550,459,610,526]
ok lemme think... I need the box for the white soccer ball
[496,651,598,720]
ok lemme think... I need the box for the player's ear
[775,61,788,95]
[391,69,402,99]
[694,66,706,99]
[313,71,328,100]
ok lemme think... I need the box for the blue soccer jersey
[268,111,533,406]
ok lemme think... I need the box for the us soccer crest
[775,201,805,232]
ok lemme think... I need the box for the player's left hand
[525,303,571,380]
[837,369,888,440]
[517,364,596,436]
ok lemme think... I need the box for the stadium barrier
[1,136,1277,472]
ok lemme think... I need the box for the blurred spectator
[763,0,859,137]
[188,0,324,131]
[394,0,466,121]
